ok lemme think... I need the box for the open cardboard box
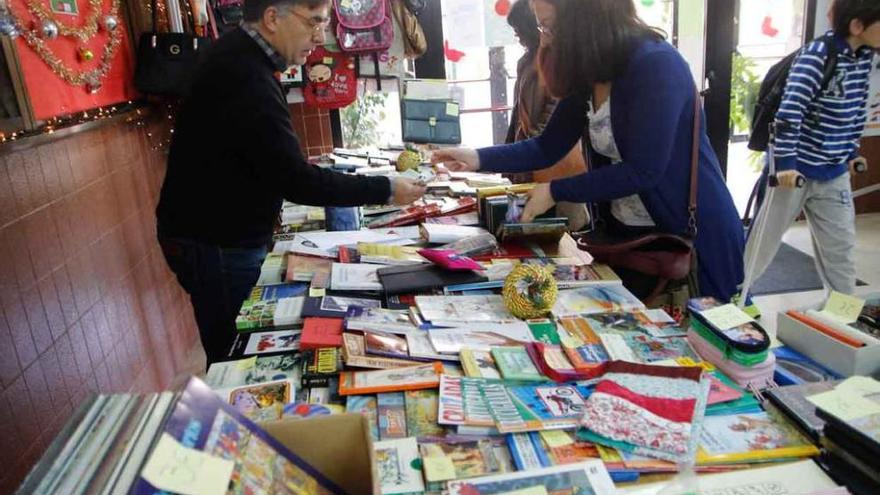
[777,305,880,377]
[260,414,379,495]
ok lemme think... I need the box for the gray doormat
[751,242,867,296]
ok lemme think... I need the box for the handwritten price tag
[140,433,234,495]
[698,304,754,330]
[821,291,865,324]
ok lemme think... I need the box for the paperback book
[345,395,379,441]
[406,331,459,362]
[302,295,382,318]
[205,354,301,389]
[507,432,550,471]
[488,382,590,433]
[377,392,408,440]
[460,349,502,379]
[338,362,444,395]
[300,317,344,350]
[405,389,446,438]
[219,379,295,422]
[341,333,422,369]
[242,329,302,356]
[300,347,343,387]
[553,285,645,316]
[415,294,516,326]
[491,346,545,381]
[446,461,617,495]
[419,439,506,482]
[344,306,418,334]
[330,263,383,291]
[437,375,496,428]
[374,437,425,494]
[427,323,535,354]
[286,254,332,283]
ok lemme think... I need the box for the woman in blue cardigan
[432,0,744,301]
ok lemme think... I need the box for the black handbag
[134,0,211,96]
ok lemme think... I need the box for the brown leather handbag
[576,89,702,304]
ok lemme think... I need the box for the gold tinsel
[502,264,558,319]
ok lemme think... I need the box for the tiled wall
[0,102,335,492]
[289,101,335,157]
[0,114,201,492]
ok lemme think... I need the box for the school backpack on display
[334,0,394,53]
[303,47,357,109]
[748,34,839,152]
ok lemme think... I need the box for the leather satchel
[576,89,702,303]
[401,99,461,144]
[134,0,211,96]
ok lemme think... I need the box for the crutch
[738,122,804,309]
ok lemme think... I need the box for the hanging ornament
[77,46,94,61]
[494,0,511,17]
[39,18,58,39]
[100,14,117,32]
[761,15,779,37]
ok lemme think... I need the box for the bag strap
[687,88,701,237]
[151,0,159,33]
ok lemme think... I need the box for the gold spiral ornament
[502,264,558,319]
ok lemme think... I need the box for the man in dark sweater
[156,0,425,366]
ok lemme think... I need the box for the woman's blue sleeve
[477,93,588,173]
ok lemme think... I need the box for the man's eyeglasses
[289,9,332,32]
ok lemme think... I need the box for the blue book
[132,377,342,494]
[773,346,843,386]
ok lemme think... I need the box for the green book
[491,347,545,381]
[526,318,561,345]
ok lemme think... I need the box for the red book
[301,317,345,350]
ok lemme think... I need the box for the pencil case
[687,328,775,389]
[689,318,769,366]
[687,297,771,357]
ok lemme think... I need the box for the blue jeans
[159,236,268,367]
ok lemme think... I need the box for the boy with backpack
[741,0,879,303]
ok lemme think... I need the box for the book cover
[697,408,820,464]
[405,389,446,438]
[300,347,343,387]
[221,379,294,422]
[460,349,502,379]
[415,295,515,326]
[132,377,342,495]
[580,311,672,338]
[766,381,840,440]
[364,330,410,359]
[558,317,610,369]
[624,334,700,363]
[345,395,379,441]
[506,433,546,471]
[330,263,383,291]
[344,306,417,334]
[378,264,488,295]
[377,392,408,440]
[338,362,444,395]
[205,354,301,389]
[491,347,545,382]
[235,284,308,332]
[300,318,344,350]
[553,285,645,316]
[420,439,504,482]
[243,329,302,356]
[446,461,617,495]
[374,437,425,494]
[437,375,496,428]
[302,295,382,318]
[341,333,422,370]
[427,322,535,354]
[406,331,459,362]
[526,318,561,345]
[506,383,592,427]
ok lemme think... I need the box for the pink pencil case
[687,328,775,390]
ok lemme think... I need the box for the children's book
[242,329,302,356]
[582,311,685,338]
[344,306,418,334]
[553,285,645,316]
[218,379,294,422]
[446,461,617,495]
[132,377,342,495]
[460,349,502,379]
[498,383,591,433]
[420,439,505,482]
[558,317,610,370]
[345,395,379,441]
[338,362,444,395]
[697,406,820,464]
[377,392,408,440]
[300,317,344,350]
[341,333,422,370]
[491,347,545,381]
[205,354,301,389]
[437,375,496,428]
[624,334,700,363]
[404,389,445,438]
[374,437,425,494]
[364,330,410,359]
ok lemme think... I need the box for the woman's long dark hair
[538,0,664,98]
[507,0,540,54]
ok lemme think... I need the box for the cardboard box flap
[261,414,378,495]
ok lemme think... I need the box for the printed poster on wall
[483,0,517,48]
[442,0,484,49]
[863,54,880,137]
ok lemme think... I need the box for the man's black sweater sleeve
[244,76,392,207]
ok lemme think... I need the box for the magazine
[374,437,425,494]
[446,461,616,495]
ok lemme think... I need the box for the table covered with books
[19,152,880,495]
